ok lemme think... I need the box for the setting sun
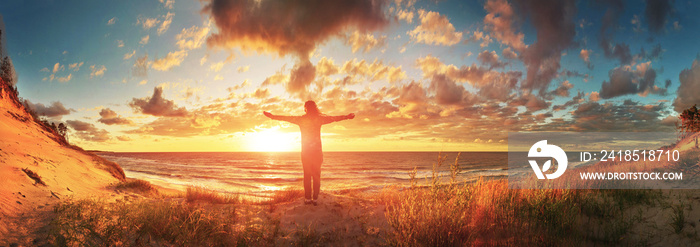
[246,128,299,152]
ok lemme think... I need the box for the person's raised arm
[263,111,301,124]
[322,113,355,125]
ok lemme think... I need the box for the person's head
[304,100,320,115]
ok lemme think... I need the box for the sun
[246,128,298,152]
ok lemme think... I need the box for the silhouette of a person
[263,101,354,205]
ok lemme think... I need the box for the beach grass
[45,149,698,246]
[186,186,240,204]
[48,199,248,246]
[380,153,666,246]
[115,179,159,195]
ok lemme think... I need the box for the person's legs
[302,161,312,200]
[312,162,321,200]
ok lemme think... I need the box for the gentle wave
[100,152,508,194]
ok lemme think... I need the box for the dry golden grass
[186,186,240,204]
[260,188,305,205]
[380,153,667,246]
[115,179,159,195]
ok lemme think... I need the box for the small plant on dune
[22,168,46,186]
[430,153,447,190]
[186,186,240,204]
[265,188,304,205]
[293,224,331,247]
[91,156,126,181]
[408,166,417,188]
[115,179,158,195]
[670,200,687,234]
[449,152,461,186]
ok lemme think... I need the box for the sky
[1,0,700,152]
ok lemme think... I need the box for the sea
[97,152,511,196]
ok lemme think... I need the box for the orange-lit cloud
[129,87,189,117]
[408,10,462,46]
[98,108,133,125]
[151,50,187,71]
[66,120,111,142]
[344,30,387,53]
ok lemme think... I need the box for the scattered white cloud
[68,62,84,71]
[107,17,117,25]
[124,50,136,60]
[140,35,150,45]
[175,24,210,50]
[157,12,175,35]
[90,65,107,78]
[151,50,188,71]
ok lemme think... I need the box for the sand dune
[0,80,125,243]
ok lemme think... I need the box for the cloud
[138,17,159,30]
[203,0,389,60]
[117,40,125,48]
[133,54,149,77]
[107,17,117,25]
[23,100,73,119]
[673,59,700,112]
[98,108,133,125]
[129,87,189,117]
[429,74,476,106]
[66,120,111,142]
[287,59,317,96]
[89,65,106,78]
[477,50,506,69]
[203,0,389,97]
[589,91,600,102]
[210,62,224,72]
[502,47,518,59]
[552,91,585,111]
[151,50,187,71]
[52,63,64,73]
[124,50,136,60]
[39,67,50,73]
[537,101,674,132]
[599,61,667,99]
[407,10,463,46]
[140,35,150,45]
[175,25,210,50]
[237,66,249,73]
[415,55,490,87]
[518,0,577,94]
[598,0,633,64]
[396,8,414,23]
[550,80,573,97]
[580,49,592,69]
[341,58,407,83]
[316,57,339,77]
[68,62,83,71]
[116,136,132,141]
[469,30,493,48]
[253,88,270,98]
[483,0,526,51]
[157,12,174,35]
[673,21,682,30]
[344,30,387,53]
[56,73,72,83]
[159,0,174,9]
[645,0,673,34]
